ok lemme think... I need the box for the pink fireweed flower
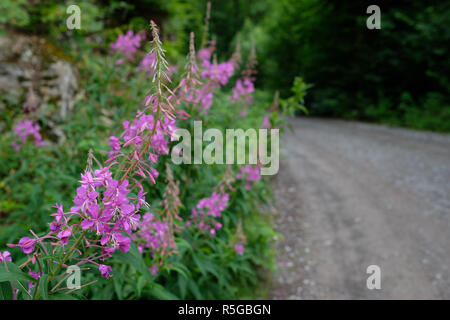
[51,203,69,224]
[18,237,37,255]
[11,120,45,150]
[195,192,229,218]
[230,77,255,105]
[157,163,184,254]
[189,192,229,235]
[99,264,112,278]
[236,165,262,189]
[57,228,72,245]
[149,263,158,276]
[112,233,131,253]
[262,116,271,128]
[198,47,213,61]
[201,60,234,86]
[136,212,171,253]
[234,244,244,256]
[193,40,236,113]
[137,52,156,75]
[0,251,12,262]
[110,30,145,64]
[228,219,247,256]
[230,41,257,109]
[108,136,121,157]
[27,271,43,293]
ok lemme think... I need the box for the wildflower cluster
[229,220,247,256]
[137,52,156,75]
[174,32,202,108]
[11,89,45,151]
[2,7,275,298]
[5,21,179,296]
[236,164,262,190]
[110,30,145,65]
[230,42,258,116]
[188,192,228,236]
[0,250,12,262]
[135,212,170,254]
[133,164,183,267]
[11,120,45,151]
[194,41,235,113]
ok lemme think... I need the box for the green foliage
[3,0,449,132]
[0,0,105,36]
[0,0,30,27]
[281,77,311,116]
[254,0,450,132]
[0,19,276,299]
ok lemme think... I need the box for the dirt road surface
[270,118,450,299]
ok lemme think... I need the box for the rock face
[0,33,80,121]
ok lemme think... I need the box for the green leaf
[148,284,179,300]
[113,275,123,300]
[114,241,153,282]
[177,275,187,299]
[49,293,80,300]
[0,263,35,283]
[136,276,146,298]
[187,278,203,299]
[0,282,13,300]
[38,274,49,300]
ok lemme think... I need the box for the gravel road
[270,117,450,299]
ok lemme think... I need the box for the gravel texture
[270,117,450,299]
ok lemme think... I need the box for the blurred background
[1,0,449,131]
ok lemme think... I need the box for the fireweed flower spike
[229,219,247,256]
[230,39,242,69]
[160,163,183,250]
[11,88,43,152]
[4,21,181,294]
[133,164,182,272]
[236,164,263,190]
[11,119,45,151]
[188,168,234,237]
[173,32,202,110]
[200,1,212,49]
[144,20,176,120]
[22,87,39,114]
[230,39,258,116]
[195,39,235,113]
[261,90,280,129]
[214,165,236,194]
[189,192,229,236]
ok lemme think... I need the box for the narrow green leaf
[148,284,179,300]
[39,274,49,300]
[0,263,35,283]
[0,282,13,300]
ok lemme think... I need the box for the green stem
[48,225,84,282]
[32,254,43,300]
